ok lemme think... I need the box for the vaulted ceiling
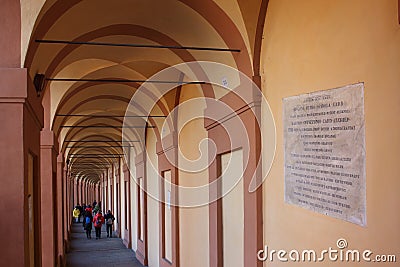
[23,0,263,182]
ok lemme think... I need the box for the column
[89,183,92,204]
[69,176,74,230]
[88,183,90,204]
[135,152,148,265]
[86,181,89,204]
[99,177,102,209]
[109,169,112,215]
[0,68,43,266]
[86,182,89,204]
[156,132,179,267]
[86,181,88,204]
[95,183,99,203]
[204,85,263,267]
[56,154,65,265]
[122,165,131,247]
[79,179,83,205]
[63,166,69,249]
[104,174,107,211]
[82,180,86,205]
[83,181,86,204]
[40,129,58,267]
[73,180,78,216]
[70,176,74,226]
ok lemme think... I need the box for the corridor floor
[66,222,143,267]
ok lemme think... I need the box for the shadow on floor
[66,222,143,267]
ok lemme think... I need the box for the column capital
[0,68,27,100]
[57,153,64,164]
[40,129,59,153]
[0,68,44,128]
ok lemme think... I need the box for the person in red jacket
[93,211,105,239]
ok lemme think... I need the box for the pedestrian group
[73,201,115,240]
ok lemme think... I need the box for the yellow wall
[221,150,244,267]
[119,164,126,241]
[178,85,210,267]
[164,170,173,262]
[130,157,138,251]
[146,129,160,267]
[262,0,400,266]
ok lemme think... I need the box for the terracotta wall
[261,0,400,266]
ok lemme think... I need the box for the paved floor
[66,222,143,267]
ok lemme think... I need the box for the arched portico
[3,1,398,267]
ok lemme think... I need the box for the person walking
[76,204,83,223]
[84,214,93,239]
[93,203,100,215]
[81,203,87,228]
[73,206,80,223]
[82,205,92,229]
[85,204,93,214]
[104,210,115,238]
[83,207,93,238]
[93,211,105,239]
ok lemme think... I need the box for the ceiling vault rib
[70,153,124,156]
[71,164,114,166]
[64,140,140,143]
[60,125,154,128]
[69,156,123,158]
[72,163,112,164]
[72,170,109,172]
[71,165,113,167]
[35,39,241,52]
[56,114,167,118]
[66,145,133,148]
[46,78,206,85]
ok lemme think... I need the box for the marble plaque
[283,83,366,226]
